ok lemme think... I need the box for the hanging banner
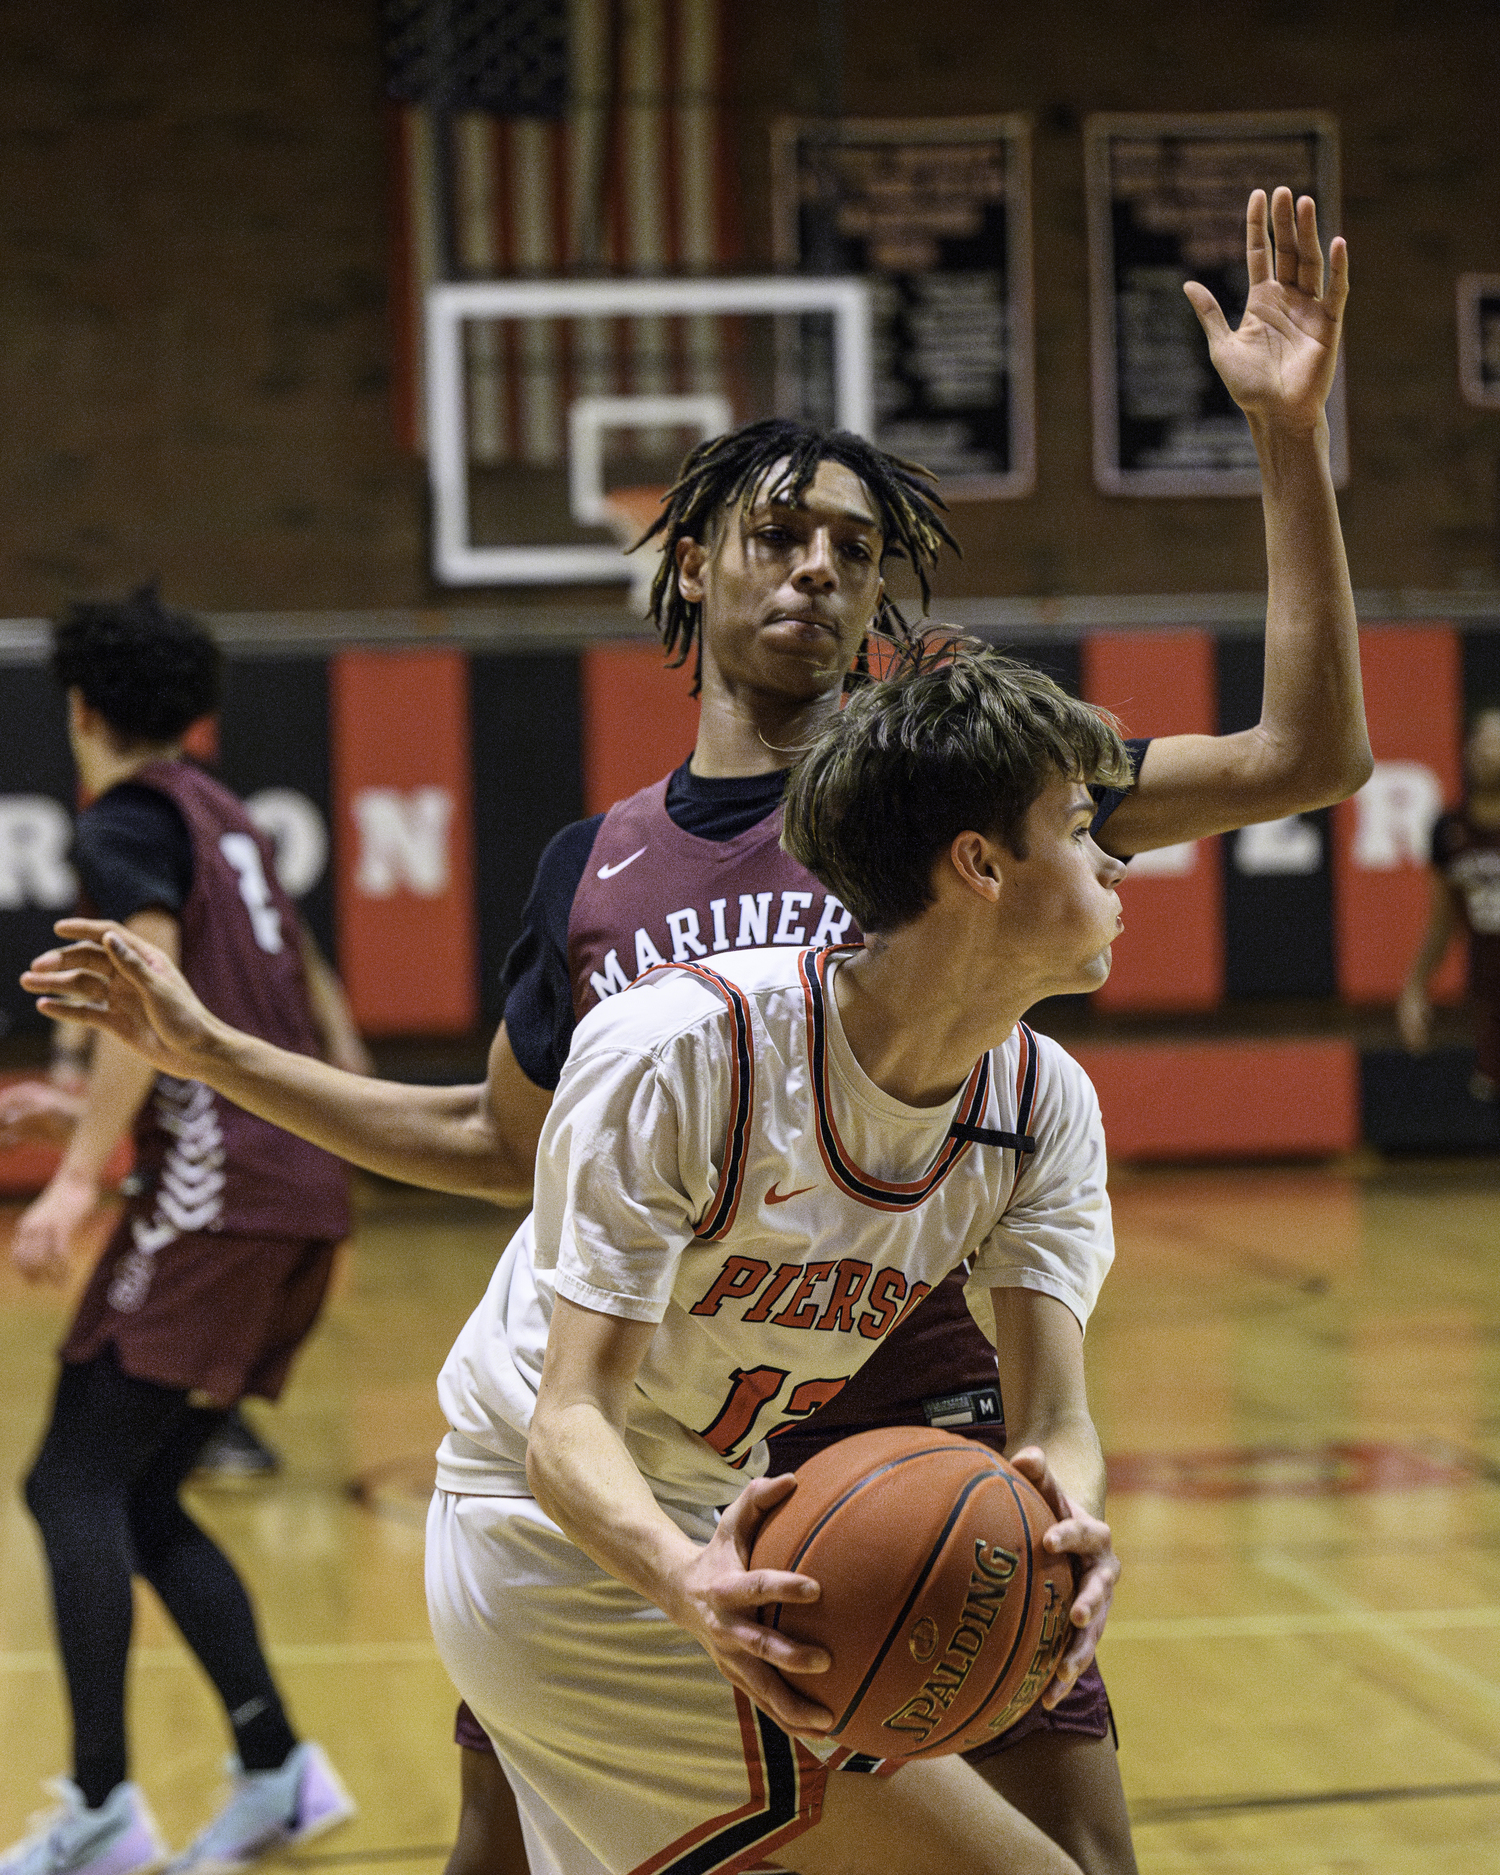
[330,650,478,1034]
[470,651,585,1021]
[1332,625,1463,1005]
[218,657,336,965]
[1083,630,1225,1010]
[773,115,1034,497]
[1085,113,1346,495]
[1216,636,1336,999]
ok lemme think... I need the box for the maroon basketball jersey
[566,776,1002,1435]
[118,760,350,1241]
[1434,807,1500,996]
[567,778,857,1020]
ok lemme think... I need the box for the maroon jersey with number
[1432,805,1500,1081]
[63,760,350,1400]
[566,777,1005,1441]
[110,760,350,1239]
[1433,807,1500,997]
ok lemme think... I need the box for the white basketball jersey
[437,945,1112,1511]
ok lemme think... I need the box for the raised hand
[22,919,216,1080]
[1184,185,1349,434]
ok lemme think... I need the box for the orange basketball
[749,1426,1075,1760]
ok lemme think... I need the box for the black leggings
[24,1347,295,1806]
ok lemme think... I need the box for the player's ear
[947,831,1002,903]
[676,535,708,605]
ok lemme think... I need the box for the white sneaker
[167,1746,355,1875]
[0,1780,167,1875]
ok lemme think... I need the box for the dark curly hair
[783,635,1132,935]
[636,418,959,694]
[51,585,222,743]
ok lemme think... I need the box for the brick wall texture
[3,0,1498,615]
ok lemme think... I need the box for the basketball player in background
[1397,706,1500,1101]
[1,592,361,1875]
[26,187,1366,1875]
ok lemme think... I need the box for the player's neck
[74,734,182,801]
[831,936,1027,1110]
[690,676,841,778]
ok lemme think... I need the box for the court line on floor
[0,1640,443,1673]
[1133,1778,1500,1823]
[3,1606,1498,1674]
[1254,1551,1500,1710]
[1104,1603,1500,1643]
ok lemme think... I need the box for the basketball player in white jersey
[26,188,1366,1875]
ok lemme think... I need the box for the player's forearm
[526,1399,699,1611]
[1251,413,1371,807]
[1005,1408,1107,1522]
[193,1023,534,1201]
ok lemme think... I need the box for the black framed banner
[1457,274,1500,410]
[1085,113,1347,496]
[773,115,1034,499]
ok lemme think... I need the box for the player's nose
[792,529,837,590]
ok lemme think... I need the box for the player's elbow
[1260,722,1374,815]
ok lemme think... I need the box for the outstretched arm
[1101,187,1370,857]
[23,919,550,1204]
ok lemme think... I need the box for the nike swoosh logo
[596,846,647,880]
[765,1182,815,1205]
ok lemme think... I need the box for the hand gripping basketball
[749,1428,1095,1759]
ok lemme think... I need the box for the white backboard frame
[425,276,876,587]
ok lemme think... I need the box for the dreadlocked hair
[636,417,959,694]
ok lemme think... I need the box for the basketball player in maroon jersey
[3,593,361,1875]
[1398,706,1500,1100]
[29,189,1366,1875]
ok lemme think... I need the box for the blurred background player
[1397,706,1500,1101]
[24,188,1366,1875]
[2,590,361,1875]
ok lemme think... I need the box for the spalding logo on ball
[750,1425,1075,1759]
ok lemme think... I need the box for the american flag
[384,0,739,461]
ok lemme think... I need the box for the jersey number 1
[219,833,286,954]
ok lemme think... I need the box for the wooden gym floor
[1,1156,1497,1874]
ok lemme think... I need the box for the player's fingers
[1324,234,1350,320]
[719,1471,797,1550]
[733,1566,819,1607]
[52,917,117,943]
[1244,187,1271,286]
[1294,193,1323,298]
[1270,185,1298,285]
[28,939,113,976]
[739,1665,832,1733]
[1043,1512,1113,1560]
[1182,281,1231,347]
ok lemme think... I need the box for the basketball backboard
[423,275,875,589]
